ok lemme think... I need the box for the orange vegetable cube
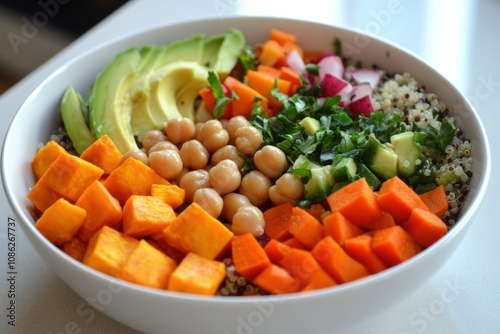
[327,177,382,229]
[305,203,326,222]
[312,236,370,284]
[363,211,396,231]
[252,263,299,294]
[224,76,269,119]
[163,202,234,260]
[75,180,122,242]
[264,239,292,264]
[31,140,68,179]
[103,157,170,206]
[258,40,286,67]
[27,177,67,213]
[371,225,422,266]
[403,208,448,248]
[35,198,86,246]
[419,185,449,218]
[80,135,123,174]
[122,195,176,239]
[257,64,281,79]
[168,252,225,295]
[269,28,297,46]
[151,183,185,209]
[282,237,308,250]
[42,152,104,202]
[323,211,363,246]
[232,233,271,281]
[83,226,139,277]
[62,237,88,262]
[116,239,177,289]
[288,207,325,249]
[344,234,389,274]
[245,70,292,109]
[263,201,293,241]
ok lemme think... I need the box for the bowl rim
[1,14,492,305]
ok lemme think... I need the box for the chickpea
[274,173,304,201]
[268,185,291,205]
[149,149,183,181]
[141,129,167,152]
[193,188,223,218]
[221,193,252,222]
[197,119,229,153]
[149,140,179,154]
[174,166,190,185]
[179,139,209,170]
[232,206,265,237]
[238,170,271,206]
[253,145,288,179]
[234,126,263,156]
[194,122,204,139]
[211,145,245,170]
[121,148,149,166]
[225,115,251,145]
[164,118,196,145]
[209,159,241,195]
[179,169,210,202]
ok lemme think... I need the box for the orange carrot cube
[151,183,185,209]
[62,237,88,262]
[80,134,123,174]
[31,141,68,179]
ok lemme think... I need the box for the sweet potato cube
[75,180,122,242]
[122,195,176,239]
[83,226,139,277]
[168,252,225,295]
[31,141,68,179]
[41,152,104,202]
[104,157,170,206]
[27,177,66,213]
[163,202,234,259]
[116,239,177,289]
[35,198,87,245]
[80,135,124,174]
[151,184,185,209]
[252,263,299,294]
[62,237,88,262]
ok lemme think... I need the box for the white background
[1,0,500,333]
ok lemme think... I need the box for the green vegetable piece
[362,136,398,180]
[331,157,357,182]
[390,131,422,177]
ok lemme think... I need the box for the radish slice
[315,51,334,63]
[348,84,372,102]
[348,95,375,117]
[286,49,306,74]
[350,69,381,89]
[321,73,352,98]
[318,55,344,80]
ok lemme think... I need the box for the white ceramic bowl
[1,16,491,334]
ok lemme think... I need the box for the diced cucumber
[304,165,335,203]
[300,117,321,135]
[331,157,357,182]
[362,136,398,180]
[357,163,381,190]
[390,131,422,177]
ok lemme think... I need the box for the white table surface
[1,0,499,333]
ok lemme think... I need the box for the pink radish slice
[348,84,372,102]
[286,49,306,74]
[348,95,375,117]
[321,73,352,97]
[318,55,344,80]
[350,69,381,89]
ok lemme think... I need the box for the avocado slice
[89,47,141,153]
[201,34,225,68]
[212,29,245,78]
[362,135,398,180]
[300,117,321,135]
[60,86,96,155]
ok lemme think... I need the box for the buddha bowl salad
[29,28,472,296]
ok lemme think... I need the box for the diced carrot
[305,203,326,222]
[224,76,269,119]
[311,236,370,284]
[258,40,286,67]
[257,64,281,79]
[198,85,232,119]
[31,140,68,179]
[122,195,176,239]
[35,198,86,246]
[83,226,139,277]
[245,70,292,109]
[168,252,226,296]
[344,234,389,274]
[280,66,302,88]
[80,135,123,174]
[116,239,177,289]
[419,185,449,218]
[288,207,325,249]
[151,183,185,209]
[326,178,382,229]
[76,180,122,242]
[371,225,422,266]
[163,202,234,260]
[300,265,337,292]
[269,28,297,46]
[232,233,271,281]
[39,152,104,203]
[103,157,170,206]
[303,50,324,64]
[263,201,293,241]
[363,211,396,231]
[282,41,304,59]
[282,237,308,250]
[61,236,88,262]
[252,263,299,294]
[404,208,448,248]
[280,248,336,291]
[27,177,66,213]
[377,176,430,223]
[149,233,186,264]
[323,211,363,246]
[263,239,292,264]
